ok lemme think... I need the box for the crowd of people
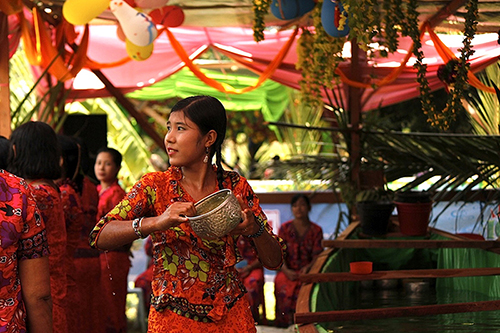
[0,95,324,332]
[1,121,129,332]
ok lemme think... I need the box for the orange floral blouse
[89,167,285,323]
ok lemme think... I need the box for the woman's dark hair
[8,121,62,180]
[291,193,311,210]
[58,134,83,192]
[171,95,227,189]
[96,147,123,169]
[0,136,10,170]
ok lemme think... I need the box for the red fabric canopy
[59,25,500,110]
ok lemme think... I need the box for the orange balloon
[149,5,184,27]
[116,24,126,41]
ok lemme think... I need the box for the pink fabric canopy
[75,25,500,111]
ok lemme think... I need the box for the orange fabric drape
[163,26,299,94]
[424,23,496,94]
[336,21,496,94]
[335,24,427,89]
[19,9,130,81]
[19,10,89,81]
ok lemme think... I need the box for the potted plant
[355,187,395,236]
[394,190,433,236]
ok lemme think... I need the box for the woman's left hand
[230,195,260,237]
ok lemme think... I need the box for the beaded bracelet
[132,217,145,239]
[246,221,265,238]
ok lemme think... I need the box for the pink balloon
[149,5,184,27]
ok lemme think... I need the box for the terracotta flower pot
[395,201,433,236]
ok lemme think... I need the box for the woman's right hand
[155,202,195,231]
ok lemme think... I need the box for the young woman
[8,121,67,333]
[94,147,129,333]
[274,194,323,328]
[89,95,285,332]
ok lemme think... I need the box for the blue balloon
[321,0,350,37]
[270,0,316,20]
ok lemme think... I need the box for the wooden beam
[299,267,500,283]
[91,69,165,150]
[322,239,500,250]
[0,12,10,137]
[295,300,500,324]
[427,0,468,29]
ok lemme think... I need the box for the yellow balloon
[126,39,154,61]
[63,0,110,25]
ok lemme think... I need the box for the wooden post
[0,12,11,137]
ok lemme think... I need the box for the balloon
[270,0,315,20]
[123,0,137,6]
[63,0,110,25]
[321,0,350,37]
[116,24,126,41]
[135,0,169,9]
[126,38,154,61]
[149,5,184,27]
[110,0,158,46]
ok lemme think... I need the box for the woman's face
[165,111,206,167]
[94,152,119,184]
[292,197,310,219]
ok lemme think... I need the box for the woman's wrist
[132,217,146,238]
[246,220,265,238]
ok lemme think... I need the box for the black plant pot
[357,201,395,236]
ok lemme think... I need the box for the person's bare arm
[232,196,284,269]
[95,201,195,250]
[19,257,52,333]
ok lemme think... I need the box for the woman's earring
[203,147,209,163]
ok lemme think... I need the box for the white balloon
[110,0,158,46]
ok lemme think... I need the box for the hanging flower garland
[252,0,272,42]
[412,0,478,131]
[296,0,345,109]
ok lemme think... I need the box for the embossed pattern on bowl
[188,189,242,240]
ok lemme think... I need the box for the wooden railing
[294,222,500,331]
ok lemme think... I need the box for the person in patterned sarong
[274,194,323,328]
[0,169,52,332]
[8,121,67,333]
[90,95,286,333]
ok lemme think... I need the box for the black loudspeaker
[63,114,107,180]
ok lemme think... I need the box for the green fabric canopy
[126,67,292,122]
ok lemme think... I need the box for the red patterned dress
[74,177,104,333]
[29,182,67,333]
[236,236,265,323]
[89,167,285,333]
[0,170,49,332]
[59,180,85,332]
[274,220,323,327]
[97,180,129,333]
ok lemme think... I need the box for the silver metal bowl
[187,189,243,240]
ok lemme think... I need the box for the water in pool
[320,280,500,332]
